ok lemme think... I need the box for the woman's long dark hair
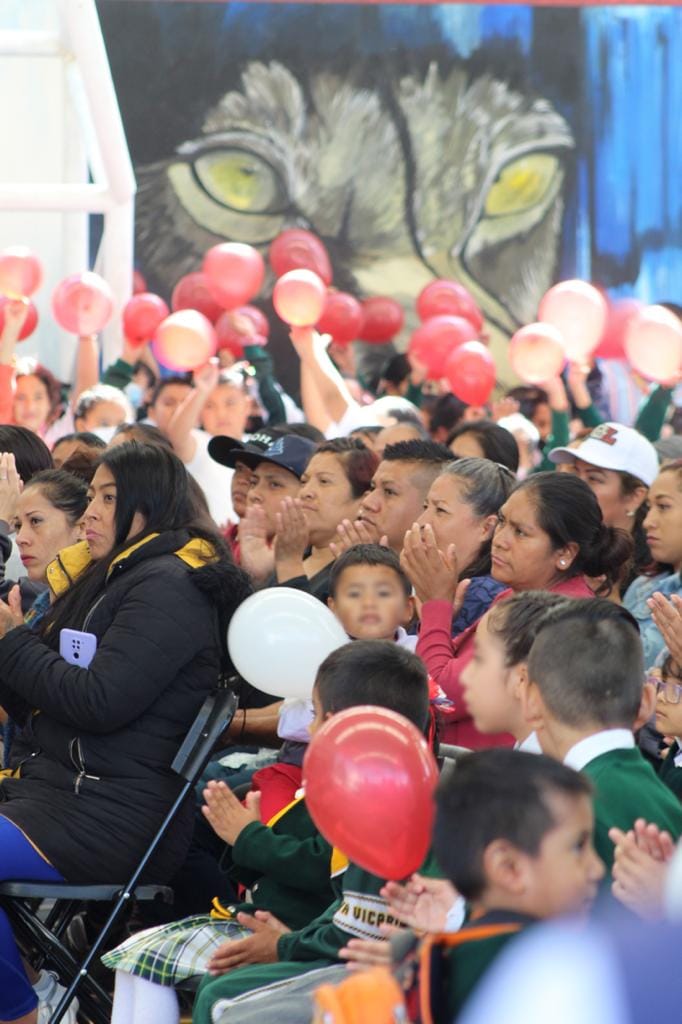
[40,442,230,646]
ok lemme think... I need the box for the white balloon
[227,587,349,699]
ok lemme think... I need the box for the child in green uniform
[652,654,682,800]
[192,640,432,1024]
[524,598,682,874]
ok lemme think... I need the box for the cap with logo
[208,426,284,469]
[224,434,317,480]
[549,422,660,487]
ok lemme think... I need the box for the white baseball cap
[549,422,660,486]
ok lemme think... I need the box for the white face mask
[125,382,144,409]
[92,425,118,444]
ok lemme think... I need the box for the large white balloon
[227,588,349,699]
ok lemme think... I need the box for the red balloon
[624,305,682,383]
[316,291,364,344]
[153,310,217,372]
[595,298,642,360]
[0,297,38,341]
[269,229,333,285]
[273,269,326,327]
[132,269,147,295]
[203,243,265,311]
[122,292,169,347]
[303,706,438,880]
[215,305,270,359]
[171,272,223,323]
[408,315,478,379]
[0,247,43,298]
[509,323,566,384]
[52,272,114,335]
[215,314,245,360]
[358,297,404,343]
[444,341,496,405]
[416,279,484,333]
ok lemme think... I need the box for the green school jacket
[582,747,682,873]
[218,795,344,932]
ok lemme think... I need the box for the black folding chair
[0,685,238,1024]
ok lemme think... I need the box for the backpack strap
[418,923,523,1024]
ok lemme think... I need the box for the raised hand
[274,496,309,579]
[380,874,457,933]
[329,518,382,558]
[238,505,275,585]
[0,452,23,523]
[201,780,261,846]
[400,523,462,606]
[648,592,682,669]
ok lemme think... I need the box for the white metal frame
[0,0,135,364]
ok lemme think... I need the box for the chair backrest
[171,688,238,784]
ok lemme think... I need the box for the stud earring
[559,559,566,567]
[626,510,636,518]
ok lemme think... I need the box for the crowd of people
[0,293,682,1024]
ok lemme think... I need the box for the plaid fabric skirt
[101,915,251,986]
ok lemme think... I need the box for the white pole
[99,200,135,366]
[0,184,113,211]
[0,32,62,57]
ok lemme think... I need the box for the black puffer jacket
[0,530,251,884]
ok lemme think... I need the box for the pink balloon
[122,292,169,346]
[153,310,217,371]
[269,229,333,286]
[273,269,326,327]
[595,298,643,360]
[509,323,566,384]
[203,243,265,311]
[416,279,484,333]
[0,247,43,298]
[538,280,608,362]
[52,272,114,335]
[624,305,682,383]
[408,315,478,379]
[0,297,38,341]
[172,272,224,323]
[444,341,496,405]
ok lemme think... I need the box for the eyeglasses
[652,677,682,705]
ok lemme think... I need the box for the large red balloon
[595,298,642,360]
[316,291,364,344]
[358,297,404,343]
[408,315,478,379]
[203,243,265,311]
[624,305,682,383]
[509,322,566,384]
[153,310,217,371]
[273,269,326,327]
[303,706,438,880]
[122,292,169,347]
[52,272,114,335]
[216,304,270,358]
[0,297,38,341]
[444,341,496,405]
[416,279,484,333]
[538,279,608,362]
[269,229,333,285]
[0,247,43,298]
[171,272,223,323]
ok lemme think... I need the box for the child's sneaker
[34,969,79,1024]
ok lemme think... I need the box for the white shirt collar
[563,729,635,772]
[516,731,542,754]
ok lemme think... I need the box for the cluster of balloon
[509,322,566,384]
[303,706,439,880]
[316,291,365,346]
[409,279,493,403]
[152,310,216,372]
[0,247,43,341]
[227,588,349,700]
[122,293,169,348]
[268,230,330,328]
[52,271,114,335]
[215,305,270,360]
[625,305,682,383]
[358,296,404,344]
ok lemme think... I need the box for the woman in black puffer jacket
[0,441,250,1023]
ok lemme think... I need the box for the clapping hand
[274,497,309,580]
[400,523,468,610]
[0,453,23,523]
[238,505,274,585]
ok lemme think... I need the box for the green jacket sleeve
[534,409,570,473]
[101,358,134,390]
[635,386,673,442]
[276,899,345,963]
[405,382,424,409]
[232,820,335,893]
[577,403,603,429]
[244,344,287,425]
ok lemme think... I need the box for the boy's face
[328,564,412,641]
[521,792,604,919]
[246,462,301,537]
[654,668,682,737]
[461,612,522,736]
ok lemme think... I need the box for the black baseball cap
[208,426,284,469]
[233,434,317,480]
